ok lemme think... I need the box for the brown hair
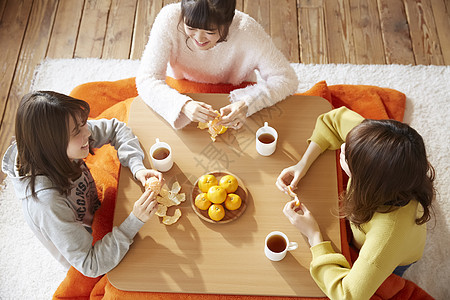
[179,0,236,44]
[341,119,435,228]
[15,91,91,197]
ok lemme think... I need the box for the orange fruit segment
[224,193,241,210]
[219,174,238,193]
[208,204,225,221]
[287,186,296,198]
[198,174,218,193]
[207,185,227,204]
[218,125,227,134]
[287,186,300,207]
[195,193,212,210]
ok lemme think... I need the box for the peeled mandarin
[145,177,162,194]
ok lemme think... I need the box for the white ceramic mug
[264,231,298,261]
[149,138,173,172]
[256,122,278,156]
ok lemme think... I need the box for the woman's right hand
[181,100,217,123]
[276,141,323,194]
[132,189,158,223]
[275,162,307,194]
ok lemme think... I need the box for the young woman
[136,0,298,130]
[276,107,435,299]
[2,91,163,277]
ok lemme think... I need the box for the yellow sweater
[308,107,427,300]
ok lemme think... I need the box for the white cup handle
[155,138,160,143]
[264,121,268,127]
[287,242,298,251]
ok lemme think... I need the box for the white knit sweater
[136,3,299,129]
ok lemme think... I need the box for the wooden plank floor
[0,0,449,183]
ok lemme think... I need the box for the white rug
[0,59,448,299]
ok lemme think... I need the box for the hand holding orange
[198,111,228,142]
[145,177,162,194]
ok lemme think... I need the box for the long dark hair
[341,119,435,228]
[15,91,91,197]
[178,0,236,43]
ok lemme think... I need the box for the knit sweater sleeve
[87,119,145,177]
[26,190,144,277]
[310,241,390,300]
[228,17,298,116]
[308,107,364,152]
[310,201,426,300]
[311,230,402,300]
[136,3,192,129]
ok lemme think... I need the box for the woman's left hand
[218,100,248,129]
[135,169,164,187]
[283,200,323,247]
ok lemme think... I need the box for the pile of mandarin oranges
[194,174,242,221]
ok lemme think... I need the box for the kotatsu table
[108,94,340,297]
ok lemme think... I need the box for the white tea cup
[149,138,173,172]
[264,231,298,261]
[256,122,278,156]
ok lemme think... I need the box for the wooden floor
[0,0,449,183]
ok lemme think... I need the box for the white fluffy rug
[0,59,448,299]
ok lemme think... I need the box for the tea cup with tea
[149,138,173,172]
[256,122,278,156]
[264,231,298,261]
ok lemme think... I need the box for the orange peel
[197,111,227,141]
[153,181,185,225]
[162,208,182,225]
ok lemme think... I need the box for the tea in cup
[256,122,278,156]
[149,138,173,172]
[264,231,298,261]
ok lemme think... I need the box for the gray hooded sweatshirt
[2,118,147,277]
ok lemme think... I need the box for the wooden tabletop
[108,94,340,297]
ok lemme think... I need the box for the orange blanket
[52,78,431,299]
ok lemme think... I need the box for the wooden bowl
[191,171,248,224]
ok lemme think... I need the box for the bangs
[70,101,89,126]
[70,98,90,122]
[180,0,236,43]
[183,4,216,31]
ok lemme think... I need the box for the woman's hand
[276,141,323,194]
[283,200,323,247]
[218,100,248,129]
[276,162,307,194]
[132,189,158,223]
[181,100,217,123]
[135,169,164,187]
